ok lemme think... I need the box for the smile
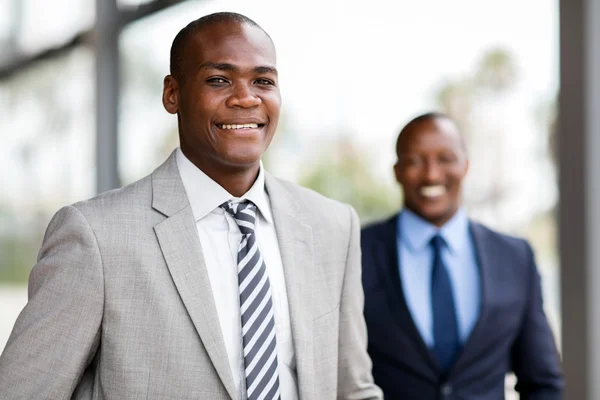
[420,185,447,198]
[217,123,261,130]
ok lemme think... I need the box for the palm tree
[436,48,517,224]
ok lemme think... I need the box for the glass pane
[119,5,559,400]
[0,47,95,350]
[0,0,16,45]
[18,0,94,54]
[118,0,156,7]
[1,4,560,397]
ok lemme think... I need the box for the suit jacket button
[440,383,452,396]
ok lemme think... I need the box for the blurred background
[0,0,589,397]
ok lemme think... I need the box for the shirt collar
[175,147,273,223]
[398,207,470,254]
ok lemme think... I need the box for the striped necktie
[221,200,281,400]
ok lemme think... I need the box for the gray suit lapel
[151,153,237,399]
[265,173,316,399]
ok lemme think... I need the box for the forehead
[398,118,463,153]
[186,22,276,69]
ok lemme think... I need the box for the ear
[393,161,402,184]
[461,158,470,178]
[162,75,179,115]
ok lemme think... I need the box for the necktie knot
[430,234,445,252]
[221,200,257,235]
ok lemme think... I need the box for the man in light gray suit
[0,12,381,400]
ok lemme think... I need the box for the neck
[193,162,259,198]
[214,168,259,197]
[180,148,262,197]
[404,206,459,228]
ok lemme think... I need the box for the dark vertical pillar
[95,0,120,193]
[559,0,600,398]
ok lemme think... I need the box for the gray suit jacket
[0,153,382,400]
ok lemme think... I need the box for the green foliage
[0,236,35,284]
[436,47,518,142]
[475,48,517,92]
[298,137,400,225]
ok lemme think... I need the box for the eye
[438,153,457,164]
[403,156,423,167]
[206,77,229,85]
[255,78,275,86]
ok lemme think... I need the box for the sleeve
[0,205,104,399]
[336,205,383,400]
[511,240,564,399]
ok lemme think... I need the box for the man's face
[394,118,468,227]
[163,21,281,176]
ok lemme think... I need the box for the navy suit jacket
[361,214,563,400]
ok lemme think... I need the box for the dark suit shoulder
[361,215,397,231]
[360,215,397,241]
[470,221,533,263]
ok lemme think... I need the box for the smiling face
[394,116,469,227]
[162,20,281,180]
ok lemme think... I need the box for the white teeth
[420,185,446,198]
[219,123,259,129]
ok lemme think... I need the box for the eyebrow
[198,62,278,76]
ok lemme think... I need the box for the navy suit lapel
[449,221,492,374]
[374,217,499,378]
[376,215,440,373]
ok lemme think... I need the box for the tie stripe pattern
[221,200,281,400]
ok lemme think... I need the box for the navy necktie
[430,234,460,372]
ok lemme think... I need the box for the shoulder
[361,215,397,238]
[268,175,347,209]
[267,174,355,226]
[359,216,398,252]
[71,174,153,218]
[37,176,153,267]
[42,173,161,257]
[41,172,155,243]
[470,221,534,262]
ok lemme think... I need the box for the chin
[223,153,263,168]
[219,144,263,163]
[429,211,457,226]
[414,206,451,225]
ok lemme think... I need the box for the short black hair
[399,112,451,135]
[395,111,465,155]
[169,12,272,82]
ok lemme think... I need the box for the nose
[226,84,261,108]
[424,160,443,182]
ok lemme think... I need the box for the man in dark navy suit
[361,112,563,399]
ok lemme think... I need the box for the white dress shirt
[176,148,298,400]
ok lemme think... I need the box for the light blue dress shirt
[397,208,480,348]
